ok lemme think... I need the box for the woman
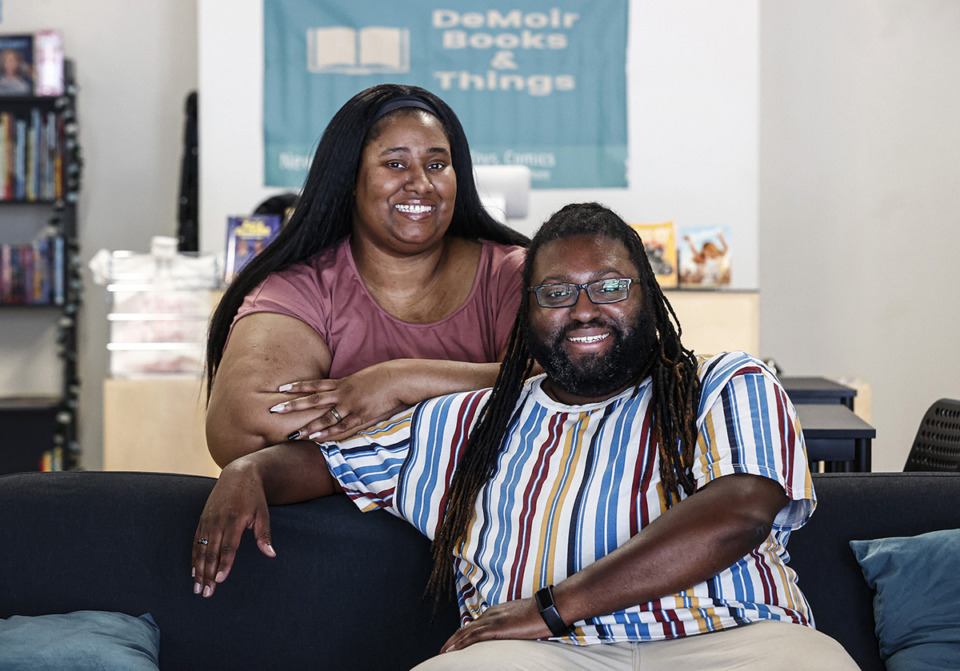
[206,84,529,467]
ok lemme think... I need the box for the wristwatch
[534,585,572,637]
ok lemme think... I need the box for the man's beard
[525,312,659,400]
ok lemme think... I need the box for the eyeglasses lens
[534,279,631,308]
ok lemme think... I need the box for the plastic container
[89,237,221,377]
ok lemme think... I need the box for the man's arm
[440,473,788,651]
[191,441,342,598]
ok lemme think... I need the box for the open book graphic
[307,26,410,74]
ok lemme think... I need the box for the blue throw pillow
[0,610,160,671]
[851,529,960,671]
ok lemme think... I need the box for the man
[193,203,856,669]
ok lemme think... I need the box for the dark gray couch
[2,470,959,670]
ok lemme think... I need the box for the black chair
[903,398,960,471]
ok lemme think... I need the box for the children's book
[223,214,282,284]
[678,226,731,288]
[630,222,678,289]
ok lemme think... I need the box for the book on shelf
[223,214,282,284]
[0,30,64,97]
[0,107,63,202]
[630,221,678,289]
[0,235,63,305]
[678,225,732,288]
[33,30,64,97]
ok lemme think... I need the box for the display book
[0,30,65,98]
[223,213,282,283]
[631,222,733,289]
[678,225,731,288]
[630,221,678,289]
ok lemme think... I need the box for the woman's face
[2,51,20,76]
[352,111,457,254]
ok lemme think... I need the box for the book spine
[37,237,51,304]
[0,112,7,200]
[53,236,65,306]
[0,244,10,303]
[20,244,34,304]
[10,245,22,303]
[15,116,26,200]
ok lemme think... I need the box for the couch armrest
[790,472,960,671]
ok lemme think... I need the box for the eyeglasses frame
[527,277,643,309]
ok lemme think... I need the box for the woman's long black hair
[427,202,702,600]
[206,84,529,398]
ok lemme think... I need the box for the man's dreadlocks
[427,202,702,600]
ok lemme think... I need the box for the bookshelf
[0,60,82,473]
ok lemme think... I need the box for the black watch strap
[534,585,570,637]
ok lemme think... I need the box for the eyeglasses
[528,278,641,308]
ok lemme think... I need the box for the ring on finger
[197,538,209,545]
[329,408,343,423]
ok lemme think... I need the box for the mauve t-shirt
[231,237,525,378]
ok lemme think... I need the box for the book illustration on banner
[306,26,410,74]
[630,221,677,289]
[224,214,282,284]
[0,34,35,96]
[679,225,731,288]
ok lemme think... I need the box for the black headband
[372,95,440,124]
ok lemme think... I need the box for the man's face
[525,234,658,405]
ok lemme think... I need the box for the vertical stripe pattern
[319,351,816,644]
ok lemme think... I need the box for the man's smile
[567,333,610,344]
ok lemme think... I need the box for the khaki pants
[412,620,859,670]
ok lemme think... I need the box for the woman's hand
[191,460,276,598]
[440,598,552,653]
[269,360,415,442]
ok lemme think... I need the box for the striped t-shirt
[319,351,816,643]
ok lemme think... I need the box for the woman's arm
[269,358,506,442]
[192,441,343,597]
[205,312,333,467]
[440,473,788,651]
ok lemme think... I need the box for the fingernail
[215,571,226,583]
[203,585,212,598]
[266,544,277,557]
[287,430,301,441]
[191,567,195,578]
[194,582,201,595]
[278,383,292,392]
[308,431,322,441]
[269,403,285,413]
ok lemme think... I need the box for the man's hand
[191,460,276,598]
[440,598,553,653]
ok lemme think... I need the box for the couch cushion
[0,610,160,670]
[851,528,960,671]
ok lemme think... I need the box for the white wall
[0,0,198,469]
[760,1,960,471]
[7,1,955,474]
[198,0,760,289]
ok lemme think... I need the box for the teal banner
[263,0,628,189]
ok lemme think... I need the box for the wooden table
[796,403,876,472]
